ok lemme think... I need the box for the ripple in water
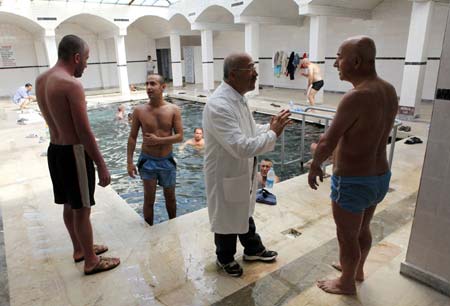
[89,99,323,224]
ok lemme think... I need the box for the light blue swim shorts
[330,171,391,214]
[137,152,176,188]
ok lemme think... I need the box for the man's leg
[72,207,98,270]
[239,217,265,256]
[163,186,176,220]
[215,233,238,265]
[63,204,83,260]
[143,179,157,225]
[331,204,376,281]
[308,88,318,107]
[317,201,364,295]
[357,205,377,280]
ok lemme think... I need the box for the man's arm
[67,80,110,187]
[204,101,290,159]
[308,91,363,189]
[127,108,141,178]
[144,106,184,145]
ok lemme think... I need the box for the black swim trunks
[47,143,96,209]
[311,80,324,91]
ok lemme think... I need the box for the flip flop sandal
[270,103,281,107]
[404,137,423,145]
[74,244,109,263]
[84,256,120,275]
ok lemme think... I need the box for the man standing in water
[36,34,120,275]
[127,74,183,225]
[300,57,324,108]
[308,36,398,295]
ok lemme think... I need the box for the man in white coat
[203,53,291,277]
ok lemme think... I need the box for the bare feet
[331,262,364,281]
[317,278,356,295]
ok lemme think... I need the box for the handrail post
[389,124,399,169]
[300,114,306,170]
[281,131,285,171]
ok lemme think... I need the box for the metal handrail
[275,106,402,172]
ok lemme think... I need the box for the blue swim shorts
[330,171,391,214]
[137,152,176,188]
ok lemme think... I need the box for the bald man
[307,36,398,295]
[300,58,323,108]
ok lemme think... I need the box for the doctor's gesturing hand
[270,109,291,136]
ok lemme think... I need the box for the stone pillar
[114,34,130,97]
[96,39,109,89]
[245,23,260,96]
[34,39,49,74]
[170,33,183,87]
[201,29,214,91]
[43,31,58,68]
[148,38,157,74]
[398,1,434,119]
[400,10,450,296]
[309,15,327,104]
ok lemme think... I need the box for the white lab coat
[203,82,277,234]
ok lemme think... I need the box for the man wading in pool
[308,36,398,295]
[127,74,183,225]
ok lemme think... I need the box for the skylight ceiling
[42,0,179,7]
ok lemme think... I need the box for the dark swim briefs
[47,143,96,209]
[330,171,391,214]
[311,80,324,91]
[311,80,323,91]
[137,152,177,188]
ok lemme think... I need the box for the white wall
[0,23,40,97]
[259,24,310,89]
[125,26,148,85]
[212,31,245,81]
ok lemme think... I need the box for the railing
[277,106,402,171]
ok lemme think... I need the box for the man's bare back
[333,78,398,176]
[36,68,84,145]
[307,62,322,83]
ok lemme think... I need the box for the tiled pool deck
[0,85,447,306]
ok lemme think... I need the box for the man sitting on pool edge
[127,74,184,226]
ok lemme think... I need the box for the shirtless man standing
[36,35,120,275]
[300,58,324,108]
[307,36,398,295]
[127,74,183,226]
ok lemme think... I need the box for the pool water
[89,99,323,224]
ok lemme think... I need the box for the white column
[96,39,109,89]
[43,32,58,68]
[148,38,157,74]
[34,39,49,74]
[114,34,130,97]
[309,15,327,104]
[201,29,214,91]
[245,23,260,96]
[399,1,434,119]
[170,33,183,87]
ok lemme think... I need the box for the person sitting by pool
[179,127,204,151]
[115,104,126,120]
[127,73,183,226]
[256,158,280,188]
[13,83,36,110]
